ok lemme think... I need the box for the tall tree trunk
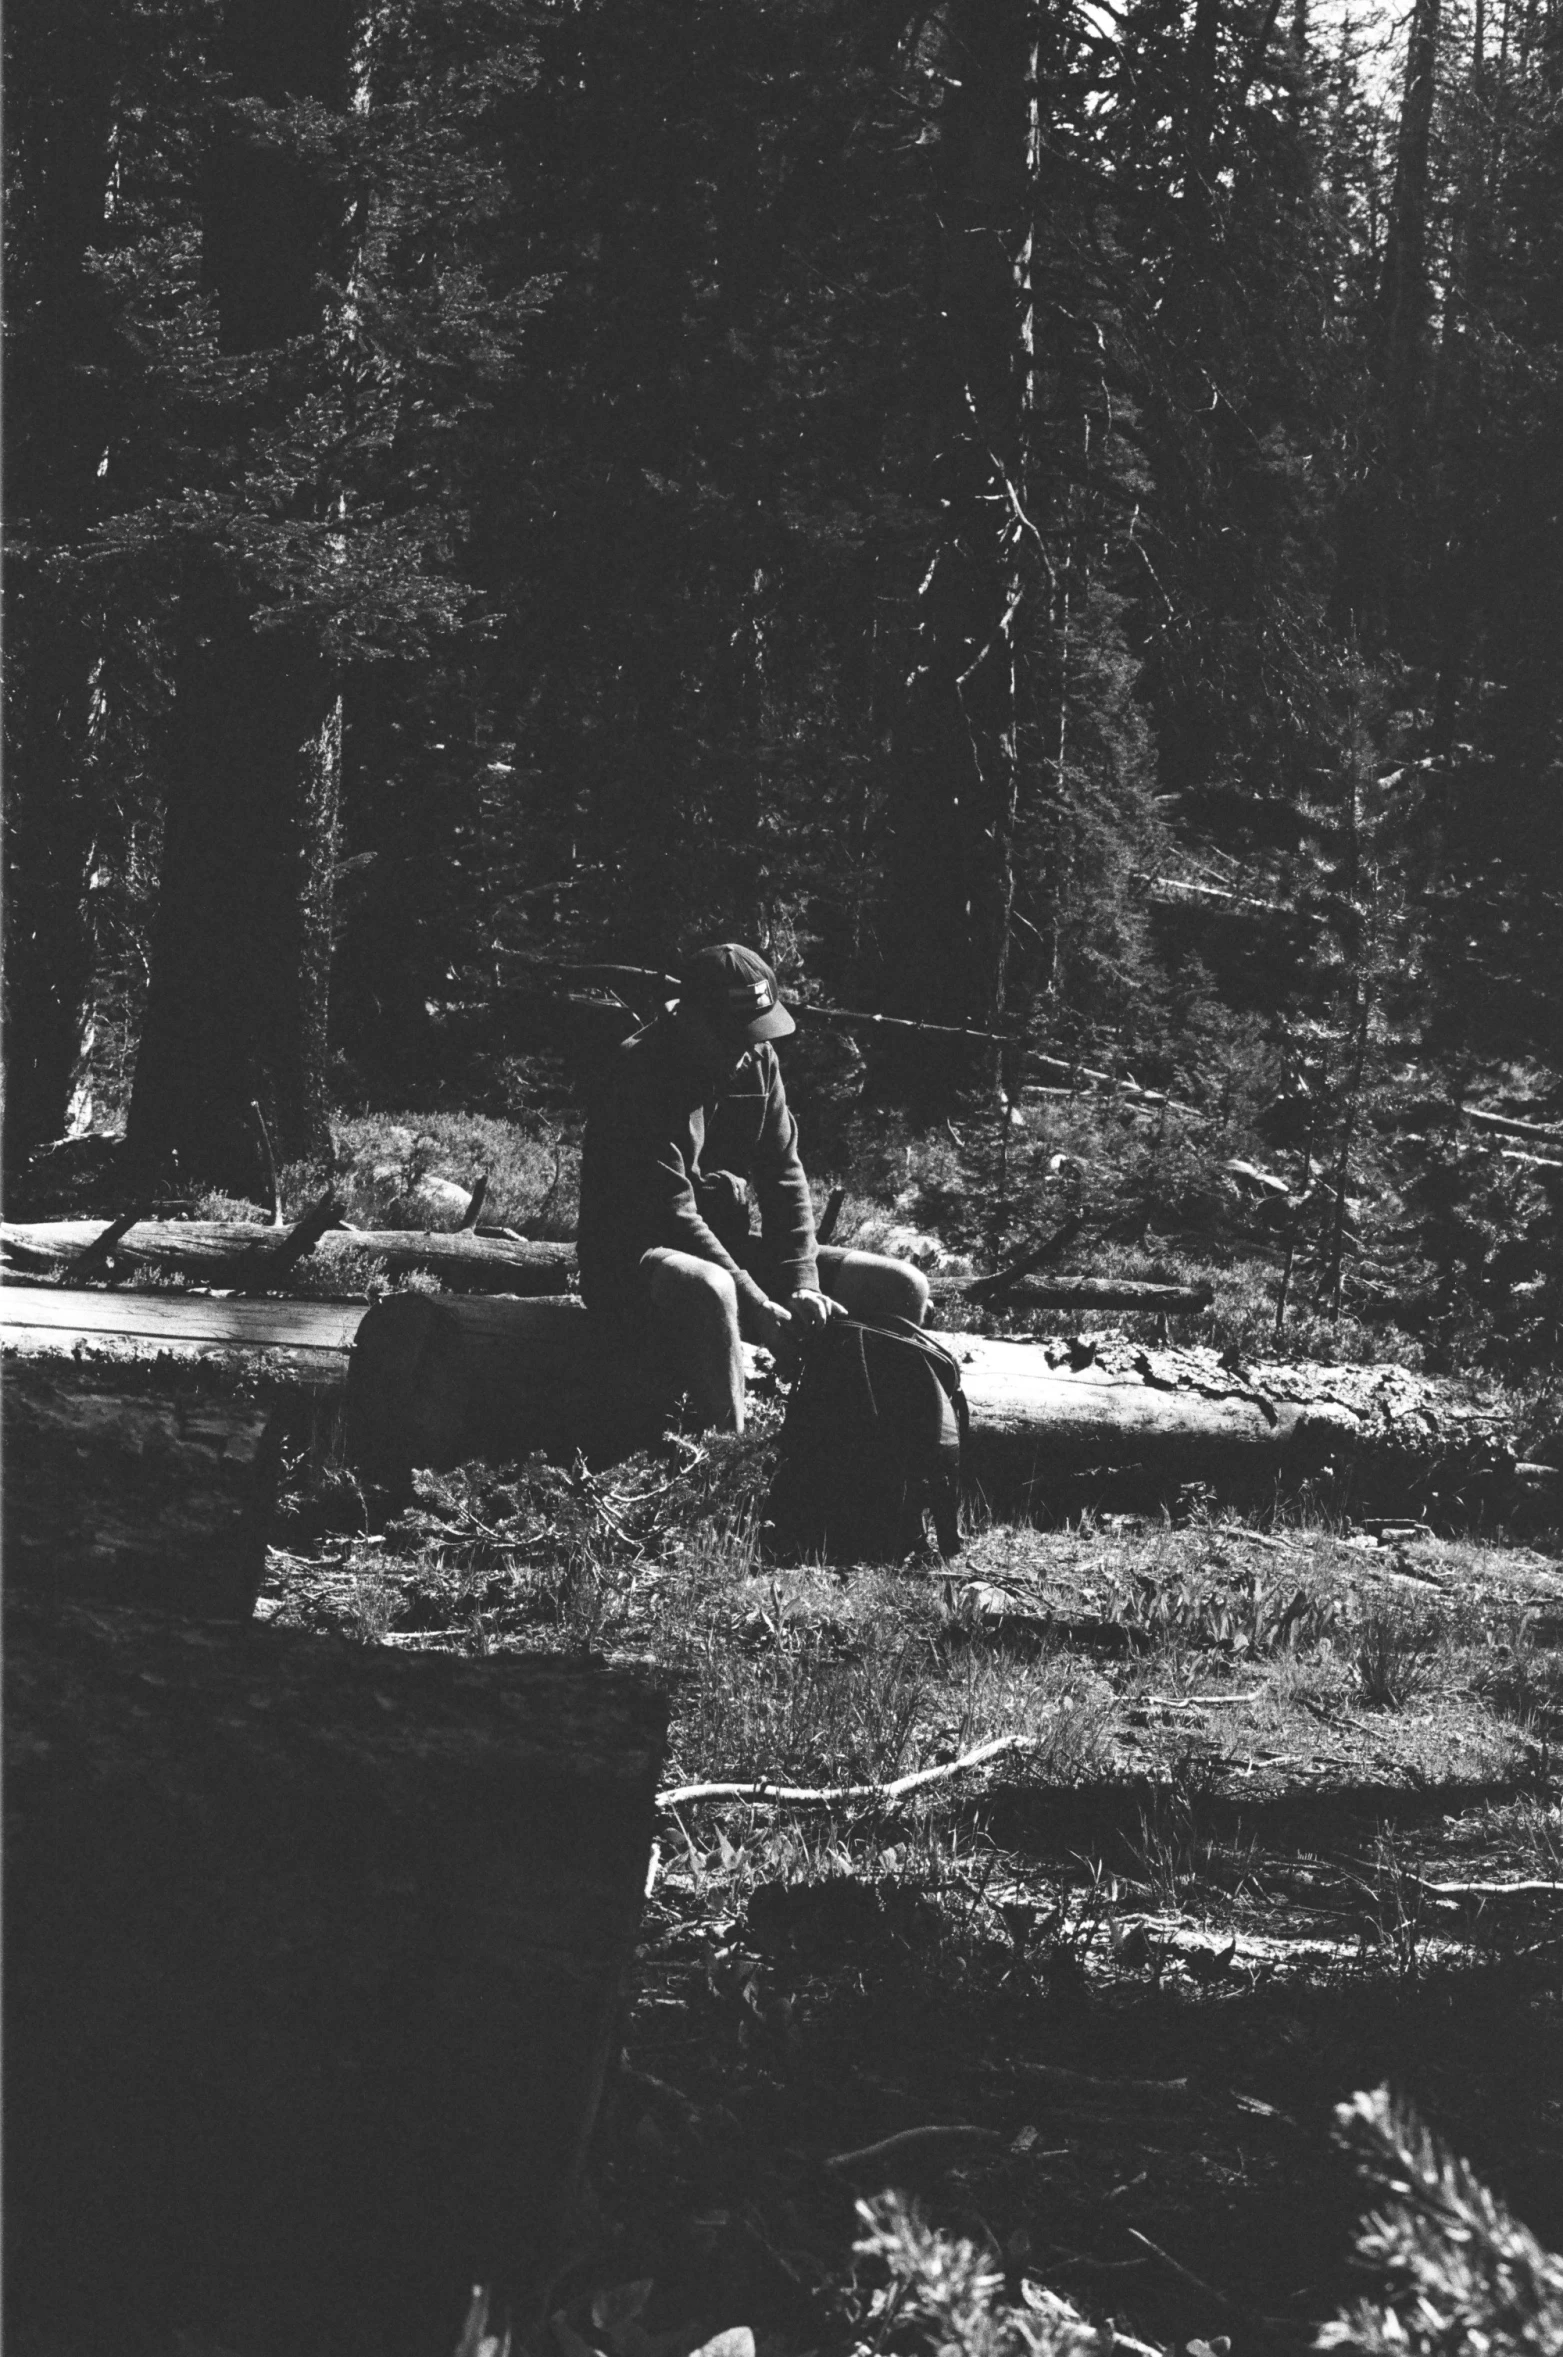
[881,0,1031,1104]
[125,0,358,1193]
[128,603,340,1192]
[0,0,122,1163]
[1377,0,1443,465]
[1430,4,1493,757]
[2,603,100,1164]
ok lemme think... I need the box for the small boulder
[410,1174,472,1223]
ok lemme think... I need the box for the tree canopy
[4,0,1560,1174]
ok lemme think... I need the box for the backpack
[764,1315,968,1563]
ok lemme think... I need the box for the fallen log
[951,1276,1213,1314]
[4,1593,667,2357]
[1021,1057,1203,1119]
[2,1361,279,1616]
[0,1216,576,1294]
[951,1335,1527,1521]
[345,1290,670,1481]
[962,1217,1085,1304]
[343,1294,1535,1522]
[1,1280,364,1386]
[229,1188,344,1293]
[1463,1106,1563,1145]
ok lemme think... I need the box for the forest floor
[9,1112,1563,2351]
[265,1414,1563,2357]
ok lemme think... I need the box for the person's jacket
[577,1011,818,1315]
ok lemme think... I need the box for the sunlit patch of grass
[322,1111,581,1234]
[1354,1601,1442,1710]
[191,1189,270,1223]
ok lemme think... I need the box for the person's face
[675,1001,753,1080]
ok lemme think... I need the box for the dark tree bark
[128,602,341,1191]
[124,0,357,1194]
[879,0,1032,1104]
[1377,0,1443,465]
[1,0,122,1161]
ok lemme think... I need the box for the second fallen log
[0,1216,576,1294]
[954,1276,1213,1314]
[950,1335,1526,1519]
[343,1294,1533,1522]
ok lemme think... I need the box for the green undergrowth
[24,1082,1558,1388]
[262,1434,1563,2355]
[235,1085,1558,1381]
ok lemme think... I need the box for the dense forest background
[5,0,1561,1209]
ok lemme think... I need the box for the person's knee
[819,1248,930,1327]
[871,1256,930,1325]
[641,1249,740,1328]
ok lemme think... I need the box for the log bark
[345,1291,670,1482]
[2,1362,279,1616]
[1,1281,364,1386]
[951,1277,1213,1313]
[3,1592,667,2357]
[343,1294,1534,1522]
[950,1335,1527,1520]
[1,1217,577,1294]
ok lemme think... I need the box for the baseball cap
[679,942,796,1042]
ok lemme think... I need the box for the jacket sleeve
[752,1052,819,1295]
[647,1135,775,1317]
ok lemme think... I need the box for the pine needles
[1321,2086,1563,2355]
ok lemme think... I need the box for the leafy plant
[850,2193,1139,2357]
[1106,1565,1338,1660]
[1321,2086,1563,2354]
[1355,1604,1441,1710]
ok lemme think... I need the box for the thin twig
[1127,2228,1305,2336]
[1412,1878,1561,1899]
[1148,1692,1260,1709]
[656,1732,1039,1813]
[1125,2229,1245,2312]
[1017,2062,1192,2101]
[824,2124,1002,2173]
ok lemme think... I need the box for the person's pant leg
[640,1247,747,1432]
[813,1245,931,1327]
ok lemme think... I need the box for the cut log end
[5,1594,668,2357]
[2,1359,280,1617]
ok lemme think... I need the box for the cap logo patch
[726,981,772,1011]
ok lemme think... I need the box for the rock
[410,1173,472,1221]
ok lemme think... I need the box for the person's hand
[787,1288,841,1337]
[753,1297,794,1360]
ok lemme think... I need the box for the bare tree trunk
[125,0,359,1193]
[1378,0,1443,464]
[127,605,340,1192]
[881,0,1032,1104]
[1,0,123,1162]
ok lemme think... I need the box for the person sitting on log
[578,941,928,1431]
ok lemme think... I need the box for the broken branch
[824,2124,1002,2172]
[655,1732,1038,1812]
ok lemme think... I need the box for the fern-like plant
[1319,2086,1563,2354]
